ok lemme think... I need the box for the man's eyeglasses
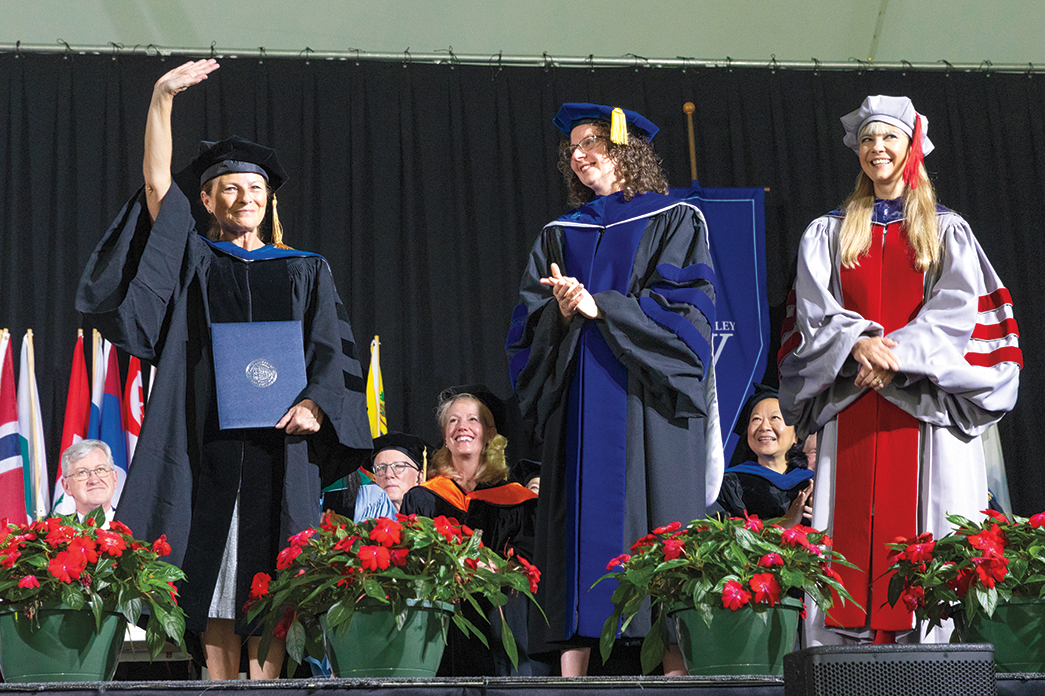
[373,462,419,476]
[566,135,604,156]
[65,466,115,482]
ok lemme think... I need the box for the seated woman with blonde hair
[400,385,538,676]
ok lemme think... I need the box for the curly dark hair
[557,120,669,208]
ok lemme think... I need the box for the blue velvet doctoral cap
[190,135,289,190]
[552,103,659,141]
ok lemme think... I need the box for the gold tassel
[422,445,428,481]
[271,194,291,248]
[609,107,628,145]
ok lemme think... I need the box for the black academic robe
[76,185,371,633]
[506,191,717,643]
[716,462,815,521]
[400,476,539,676]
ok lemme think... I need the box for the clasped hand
[539,263,598,320]
[851,336,899,391]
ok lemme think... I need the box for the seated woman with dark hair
[717,385,814,526]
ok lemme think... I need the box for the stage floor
[0,674,1043,696]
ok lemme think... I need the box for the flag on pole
[87,329,105,440]
[17,330,49,520]
[53,330,91,514]
[0,330,27,523]
[98,342,129,507]
[123,356,144,465]
[366,336,387,439]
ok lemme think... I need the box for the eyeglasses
[373,462,420,476]
[65,466,115,482]
[566,135,604,156]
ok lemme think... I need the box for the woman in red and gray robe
[779,95,1021,646]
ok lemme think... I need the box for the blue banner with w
[670,181,768,463]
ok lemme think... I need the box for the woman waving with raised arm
[77,60,372,679]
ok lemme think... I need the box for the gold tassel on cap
[271,194,291,248]
[609,107,628,145]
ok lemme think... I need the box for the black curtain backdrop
[1,54,1042,512]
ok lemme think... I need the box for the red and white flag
[53,330,91,515]
[123,355,144,465]
[0,330,27,523]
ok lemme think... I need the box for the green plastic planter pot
[670,597,801,675]
[321,599,452,678]
[0,605,126,682]
[954,597,1045,672]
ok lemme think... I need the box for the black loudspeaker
[784,643,996,696]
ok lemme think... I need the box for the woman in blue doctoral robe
[505,103,721,676]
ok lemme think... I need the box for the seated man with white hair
[60,440,118,524]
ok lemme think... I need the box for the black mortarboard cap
[438,384,508,434]
[552,103,659,142]
[511,458,541,487]
[189,135,289,190]
[732,383,780,440]
[367,431,428,471]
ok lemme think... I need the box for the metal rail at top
[2,41,1042,74]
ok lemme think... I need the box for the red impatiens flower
[358,544,391,571]
[982,509,1009,524]
[167,581,178,605]
[652,521,682,535]
[390,548,409,567]
[48,550,87,583]
[630,533,657,552]
[68,536,99,564]
[370,518,404,547]
[333,535,361,553]
[108,520,134,536]
[750,572,782,606]
[276,544,302,570]
[17,574,39,589]
[0,547,20,568]
[517,556,541,593]
[663,538,685,561]
[606,553,632,570]
[948,565,975,597]
[1029,512,1045,529]
[900,585,925,611]
[95,530,127,557]
[819,563,843,584]
[395,513,419,526]
[721,580,752,610]
[433,516,463,544]
[464,557,479,571]
[968,525,1006,556]
[758,553,784,568]
[972,554,1008,588]
[44,523,76,548]
[250,572,271,599]
[780,527,810,548]
[151,534,172,556]
[742,511,763,532]
[287,528,316,548]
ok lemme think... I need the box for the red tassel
[902,114,923,190]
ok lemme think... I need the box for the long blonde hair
[429,395,509,486]
[839,121,941,271]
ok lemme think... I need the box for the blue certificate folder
[211,321,307,429]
